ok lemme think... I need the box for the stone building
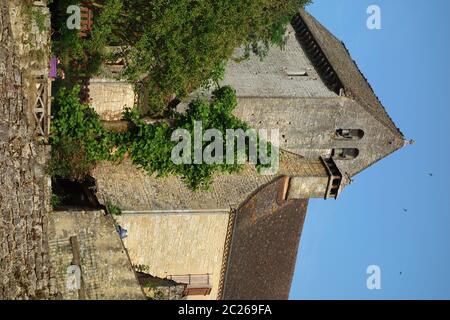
[91,9,406,300]
[47,210,145,300]
[89,77,135,121]
[89,57,136,121]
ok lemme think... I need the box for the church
[88,9,405,300]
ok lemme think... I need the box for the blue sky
[290,0,450,299]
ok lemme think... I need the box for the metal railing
[167,274,211,286]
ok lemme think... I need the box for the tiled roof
[220,177,308,300]
[294,9,404,138]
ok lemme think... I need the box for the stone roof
[48,210,145,300]
[218,26,335,99]
[93,151,323,212]
[295,9,404,138]
[220,177,308,300]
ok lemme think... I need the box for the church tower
[90,9,406,300]
[222,9,405,199]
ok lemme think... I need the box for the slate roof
[294,9,404,138]
[220,177,309,300]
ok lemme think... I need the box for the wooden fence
[33,76,52,141]
[80,6,94,38]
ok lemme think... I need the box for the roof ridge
[338,40,404,138]
[294,9,404,139]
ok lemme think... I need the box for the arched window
[335,129,364,140]
[331,148,359,160]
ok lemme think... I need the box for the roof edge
[294,9,404,139]
[217,209,237,300]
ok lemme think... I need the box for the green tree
[124,86,251,190]
[52,0,123,81]
[117,0,311,115]
[52,0,311,114]
[48,86,118,180]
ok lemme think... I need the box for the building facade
[91,9,405,300]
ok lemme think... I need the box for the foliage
[124,86,252,190]
[23,2,48,33]
[51,193,62,209]
[106,200,122,216]
[50,86,116,160]
[206,60,227,90]
[134,264,150,273]
[49,85,264,190]
[147,287,168,301]
[118,0,311,115]
[51,0,311,114]
[48,136,97,180]
[48,86,117,180]
[52,0,123,81]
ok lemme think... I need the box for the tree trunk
[101,120,133,133]
[101,118,175,133]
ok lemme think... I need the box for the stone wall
[93,152,328,212]
[220,25,336,99]
[177,24,336,110]
[89,80,135,121]
[233,96,405,177]
[48,210,145,300]
[116,212,230,300]
[0,0,56,299]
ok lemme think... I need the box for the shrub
[134,264,150,273]
[124,86,249,190]
[106,200,122,216]
[52,0,123,81]
[50,85,267,190]
[51,193,62,209]
[48,137,97,180]
[49,86,116,180]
